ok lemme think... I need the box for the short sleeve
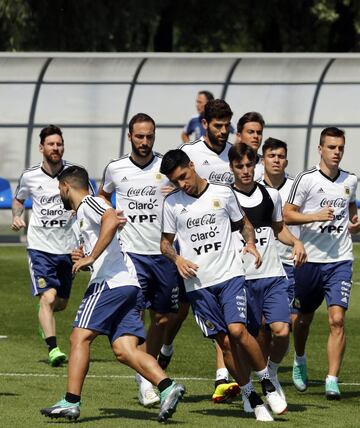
[226,188,244,223]
[287,173,308,207]
[162,198,177,234]
[102,164,115,194]
[14,174,30,201]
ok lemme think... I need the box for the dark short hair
[262,137,288,157]
[198,90,214,102]
[319,127,345,146]
[228,143,257,164]
[160,150,191,176]
[39,125,63,145]
[58,165,89,190]
[237,112,265,133]
[203,99,233,123]
[129,113,156,134]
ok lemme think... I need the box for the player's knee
[271,323,290,339]
[114,347,132,364]
[54,298,68,312]
[329,314,345,331]
[39,291,56,307]
[228,323,247,341]
[151,312,169,327]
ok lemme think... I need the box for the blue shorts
[283,263,298,315]
[73,282,146,344]
[128,253,179,313]
[294,261,353,313]
[27,249,72,298]
[187,276,247,339]
[246,276,290,337]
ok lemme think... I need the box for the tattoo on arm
[160,234,177,264]
[239,217,256,244]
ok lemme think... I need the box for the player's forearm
[181,132,190,144]
[239,216,256,245]
[160,234,178,264]
[12,199,24,219]
[283,204,318,225]
[98,187,113,206]
[275,222,297,246]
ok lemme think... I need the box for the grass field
[1,245,360,427]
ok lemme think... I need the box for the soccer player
[181,90,214,143]
[260,137,300,331]
[40,166,185,423]
[98,113,179,407]
[236,112,265,181]
[284,127,360,400]
[162,99,236,401]
[160,149,288,421]
[228,143,306,405]
[11,125,77,366]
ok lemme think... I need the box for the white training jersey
[179,139,234,184]
[259,176,300,265]
[14,161,77,254]
[162,182,245,293]
[287,165,357,262]
[76,195,139,289]
[232,183,285,279]
[102,153,170,255]
[254,155,264,182]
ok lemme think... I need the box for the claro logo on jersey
[127,186,157,197]
[208,171,233,183]
[320,198,347,208]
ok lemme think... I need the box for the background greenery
[0,0,359,52]
[0,244,360,427]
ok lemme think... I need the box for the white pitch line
[1,372,360,386]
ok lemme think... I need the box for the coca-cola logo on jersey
[127,186,156,197]
[320,198,347,208]
[40,195,62,205]
[208,171,233,183]
[187,213,216,228]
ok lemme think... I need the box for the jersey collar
[129,153,155,170]
[232,182,258,197]
[316,164,341,183]
[40,161,65,178]
[202,139,228,156]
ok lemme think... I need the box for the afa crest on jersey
[154,172,163,182]
[344,186,350,196]
[212,199,221,209]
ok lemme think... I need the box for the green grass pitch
[1,244,360,427]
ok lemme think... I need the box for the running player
[40,166,185,423]
[228,143,306,406]
[236,112,265,181]
[98,113,179,407]
[260,137,300,330]
[161,99,236,401]
[160,149,288,421]
[284,127,360,399]
[11,125,77,366]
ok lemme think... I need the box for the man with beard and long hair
[98,113,180,408]
[11,125,80,366]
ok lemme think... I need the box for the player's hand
[72,255,95,274]
[242,243,262,269]
[348,214,360,234]
[161,185,175,195]
[291,239,307,267]
[176,256,199,279]
[315,207,334,222]
[71,245,84,263]
[116,210,127,231]
[10,216,26,231]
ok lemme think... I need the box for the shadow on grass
[69,407,185,424]
[0,392,19,396]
